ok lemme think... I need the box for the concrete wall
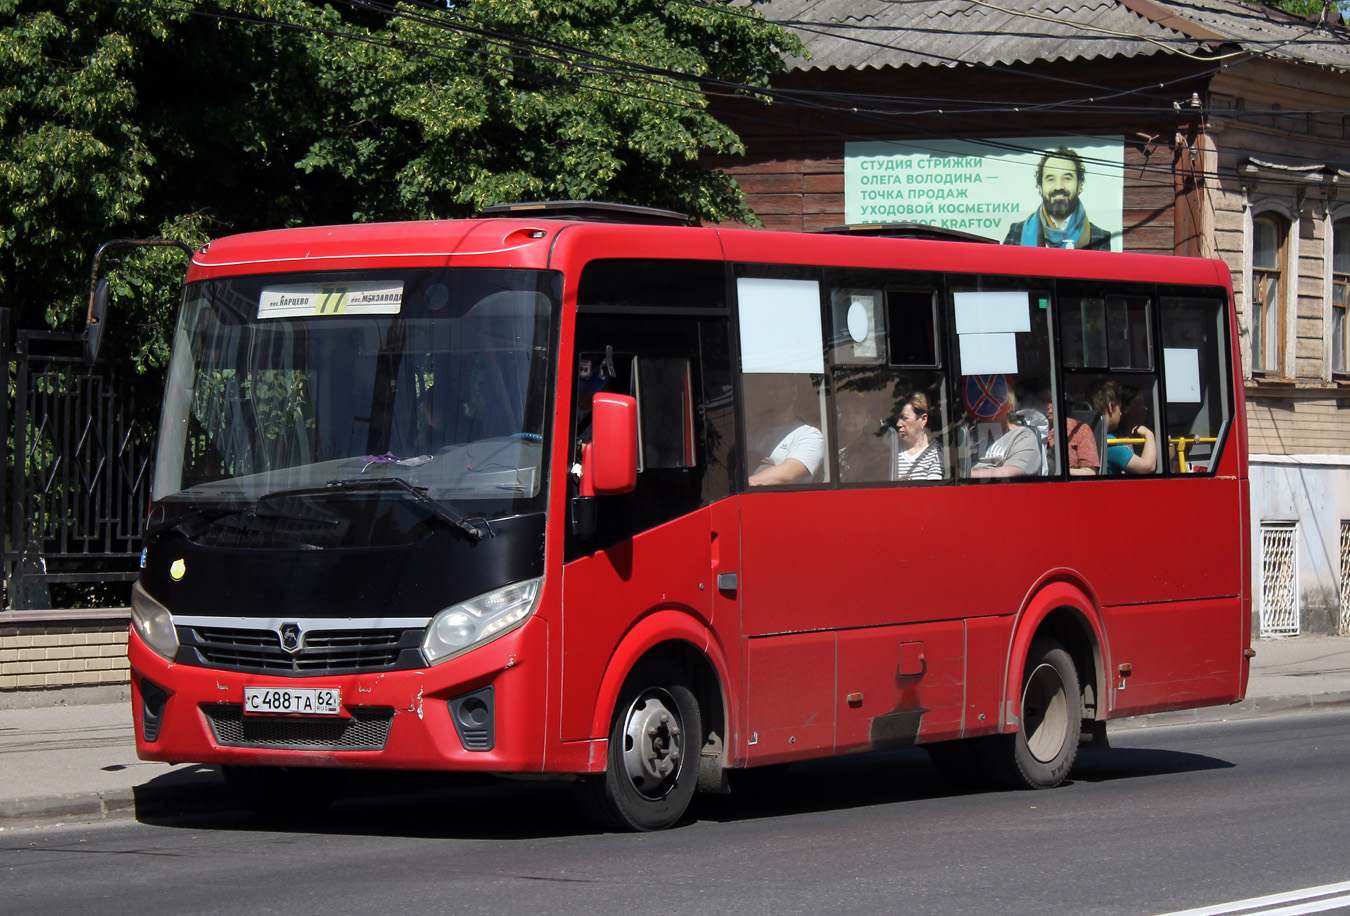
[1250,457,1350,636]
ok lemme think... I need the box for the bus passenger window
[965,374,1043,478]
[635,357,696,470]
[887,289,940,367]
[949,284,1056,479]
[834,385,895,483]
[744,373,825,486]
[1160,294,1232,474]
[1067,377,1161,475]
[831,368,946,484]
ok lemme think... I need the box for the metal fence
[2,309,155,609]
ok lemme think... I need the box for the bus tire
[221,764,345,818]
[985,638,1081,789]
[576,658,701,831]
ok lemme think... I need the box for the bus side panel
[738,484,1242,637]
[1102,597,1245,717]
[743,631,836,765]
[964,613,1015,739]
[835,620,965,753]
[559,508,714,743]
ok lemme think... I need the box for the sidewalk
[2,635,1348,830]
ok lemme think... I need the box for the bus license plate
[243,686,342,716]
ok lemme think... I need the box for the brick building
[711,0,1350,635]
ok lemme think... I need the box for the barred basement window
[1260,522,1299,637]
[1340,521,1350,635]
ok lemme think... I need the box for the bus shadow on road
[696,744,1236,824]
[1067,745,1235,783]
[135,769,613,840]
[132,744,1234,838]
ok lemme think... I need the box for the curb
[0,778,229,832]
[1107,691,1350,729]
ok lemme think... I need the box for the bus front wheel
[985,638,1081,789]
[576,659,701,831]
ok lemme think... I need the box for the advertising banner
[844,137,1124,252]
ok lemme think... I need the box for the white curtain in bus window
[1163,348,1202,403]
[953,291,1029,375]
[737,278,826,374]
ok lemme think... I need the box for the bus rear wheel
[576,659,701,831]
[985,638,1081,789]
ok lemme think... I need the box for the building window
[1251,214,1287,376]
[1333,220,1350,374]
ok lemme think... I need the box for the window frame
[1249,210,1291,380]
[1330,215,1350,377]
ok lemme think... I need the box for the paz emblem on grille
[278,622,303,655]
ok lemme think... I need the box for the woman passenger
[895,392,943,480]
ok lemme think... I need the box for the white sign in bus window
[953,291,1031,334]
[959,333,1020,375]
[954,291,1029,375]
[737,278,826,374]
[1164,348,1202,403]
[258,282,404,319]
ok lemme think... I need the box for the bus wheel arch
[578,642,725,830]
[582,629,729,830]
[1006,583,1105,732]
[992,585,1106,788]
[986,637,1082,788]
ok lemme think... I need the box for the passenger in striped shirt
[895,392,944,481]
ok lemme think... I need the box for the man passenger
[746,373,825,486]
[967,375,1041,478]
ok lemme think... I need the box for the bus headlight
[422,578,541,665]
[130,581,180,661]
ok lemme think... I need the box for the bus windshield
[152,267,558,519]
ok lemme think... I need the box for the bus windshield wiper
[320,476,488,542]
[143,502,238,539]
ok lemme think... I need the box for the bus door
[558,261,736,744]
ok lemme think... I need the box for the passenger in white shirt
[745,373,824,486]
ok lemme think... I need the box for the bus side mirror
[83,277,110,366]
[581,393,638,496]
[83,237,194,366]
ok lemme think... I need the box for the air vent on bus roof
[479,200,690,226]
[816,222,997,244]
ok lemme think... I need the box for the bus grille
[181,626,421,675]
[204,705,394,751]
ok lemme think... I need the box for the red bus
[127,202,1250,830]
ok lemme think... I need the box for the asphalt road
[3,708,1349,916]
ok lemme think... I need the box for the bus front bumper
[128,616,566,774]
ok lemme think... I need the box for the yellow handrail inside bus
[1171,435,1217,473]
[1104,435,1218,472]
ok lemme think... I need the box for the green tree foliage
[0,0,800,373]
[1262,0,1338,18]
